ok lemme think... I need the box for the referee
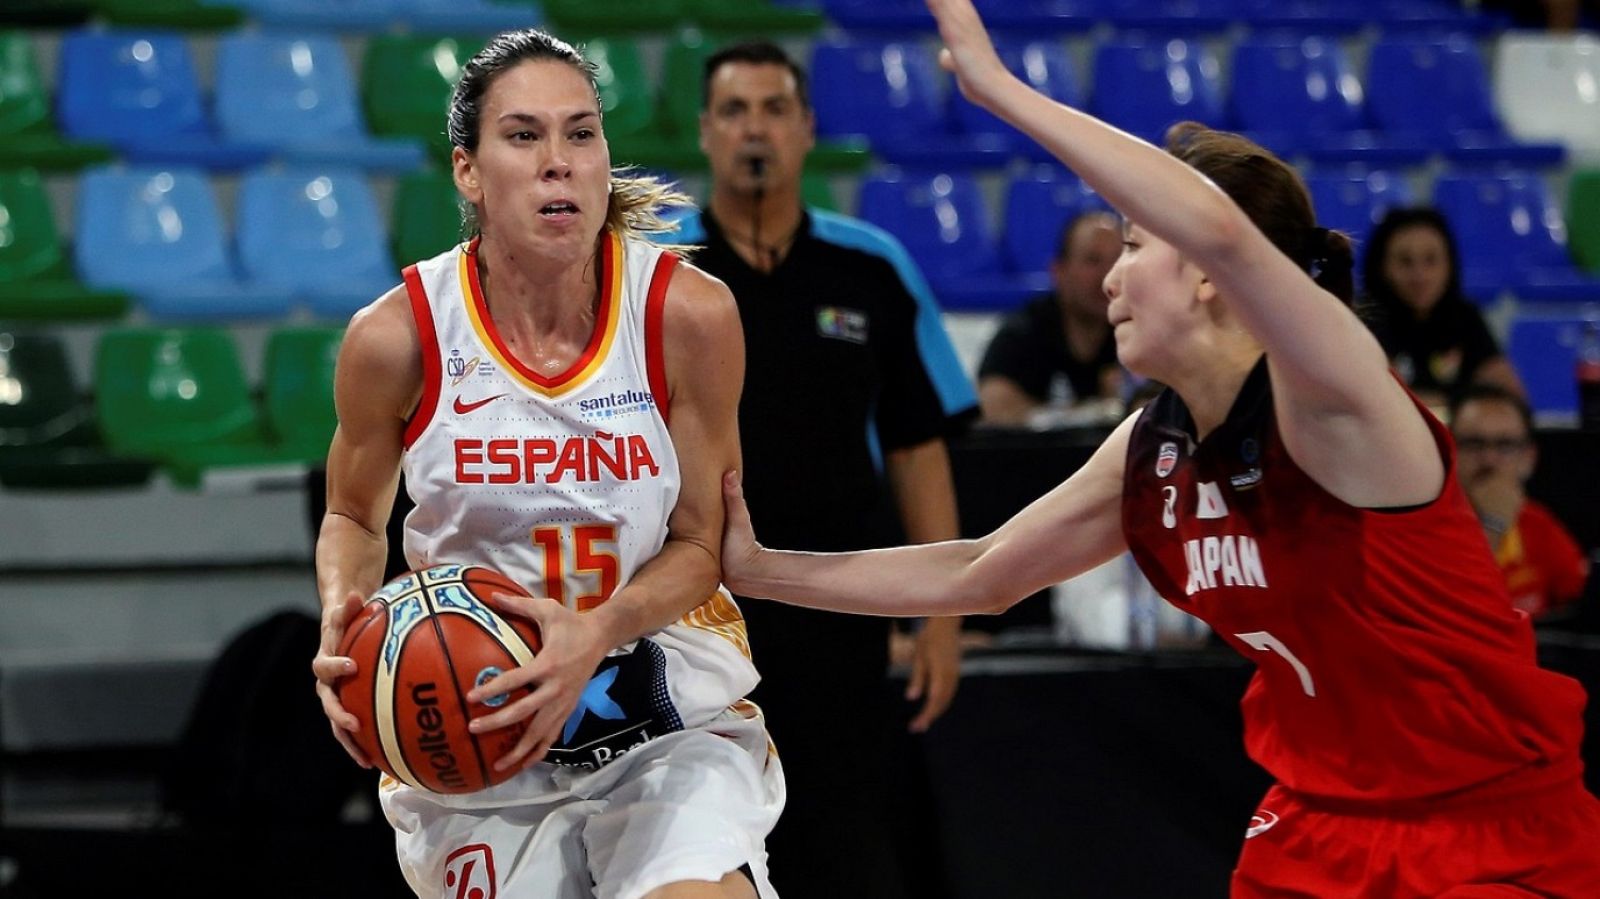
[670,41,978,899]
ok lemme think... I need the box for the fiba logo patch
[444,844,496,899]
[475,667,507,707]
[1156,441,1179,478]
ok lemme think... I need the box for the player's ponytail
[1164,122,1356,306]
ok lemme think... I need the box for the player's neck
[474,236,600,343]
[1171,348,1262,441]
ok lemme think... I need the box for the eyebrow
[497,111,600,126]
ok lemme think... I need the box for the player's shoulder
[343,283,421,376]
[662,256,740,340]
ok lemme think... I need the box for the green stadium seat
[543,0,686,32]
[264,326,343,462]
[585,38,656,142]
[802,172,837,212]
[658,29,715,149]
[94,328,288,487]
[0,331,154,487]
[682,0,824,32]
[0,32,112,170]
[1568,169,1600,276]
[393,170,466,266]
[90,0,245,29]
[0,0,97,28]
[362,35,483,162]
[0,168,129,320]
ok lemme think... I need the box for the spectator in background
[1362,207,1523,409]
[978,210,1124,426]
[1451,385,1590,619]
[672,40,978,899]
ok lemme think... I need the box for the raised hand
[925,0,1015,106]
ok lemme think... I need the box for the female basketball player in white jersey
[720,0,1600,895]
[311,30,782,899]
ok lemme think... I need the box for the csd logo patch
[444,844,496,899]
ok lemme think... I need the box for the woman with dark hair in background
[310,28,781,899]
[1362,206,1524,410]
[719,0,1600,894]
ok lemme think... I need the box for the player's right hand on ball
[313,589,373,768]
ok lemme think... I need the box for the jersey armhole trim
[645,251,678,426]
[402,263,441,449]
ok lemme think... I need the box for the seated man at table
[1451,385,1590,618]
[977,210,1123,428]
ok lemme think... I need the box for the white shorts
[380,704,785,899]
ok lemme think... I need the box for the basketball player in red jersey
[718,0,1600,894]
[310,30,781,899]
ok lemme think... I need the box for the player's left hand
[466,593,611,771]
[905,616,962,732]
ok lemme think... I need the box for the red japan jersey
[1122,362,1587,804]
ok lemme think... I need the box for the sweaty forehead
[484,60,600,115]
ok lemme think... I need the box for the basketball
[338,563,542,793]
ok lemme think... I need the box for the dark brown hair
[1164,122,1355,305]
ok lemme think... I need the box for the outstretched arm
[723,413,1134,617]
[924,0,1441,508]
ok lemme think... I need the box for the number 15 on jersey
[530,524,620,611]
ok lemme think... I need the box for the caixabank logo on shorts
[545,638,684,770]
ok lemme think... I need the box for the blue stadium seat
[1354,0,1499,34]
[56,30,270,170]
[819,0,935,30]
[811,41,1008,168]
[1230,0,1365,34]
[220,0,404,31]
[1089,39,1227,144]
[74,166,291,319]
[396,0,541,32]
[1303,169,1411,248]
[236,168,398,318]
[951,39,1080,161]
[1230,37,1427,166]
[1106,0,1235,35]
[1507,315,1596,417]
[1432,172,1600,303]
[1002,166,1110,281]
[971,0,1104,31]
[215,34,426,173]
[857,170,1032,311]
[1366,36,1564,167]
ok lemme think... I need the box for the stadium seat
[819,0,935,31]
[1106,0,1235,35]
[74,166,292,319]
[812,40,1007,168]
[857,170,1031,311]
[0,167,128,320]
[1568,169,1600,275]
[541,0,685,32]
[222,0,404,31]
[0,331,154,488]
[1089,39,1227,144]
[362,35,481,161]
[1230,36,1427,166]
[1433,172,1600,303]
[1229,0,1365,34]
[971,0,1104,32]
[214,33,426,172]
[397,0,541,33]
[951,39,1081,161]
[1494,33,1600,162]
[657,28,713,150]
[680,0,825,32]
[91,0,244,29]
[393,170,465,267]
[94,327,279,485]
[264,326,343,461]
[1303,169,1412,248]
[1002,166,1107,282]
[0,30,112,170]
[1507,315,1597,418]
[1366,36,1563,167]
[56,29,270,169]
[236,168,398,318]
[586,37,657,143]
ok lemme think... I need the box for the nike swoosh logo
[453,394,506,415]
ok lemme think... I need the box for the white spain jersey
[398,232,758,759]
